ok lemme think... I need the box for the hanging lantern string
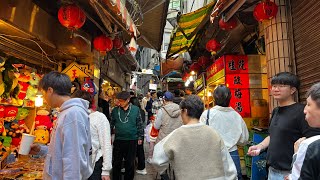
[0,33,58,64]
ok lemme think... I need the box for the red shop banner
[206,56,225,80]
[230,88,251,117]
[226,74,250,89]
[225,55,249,74]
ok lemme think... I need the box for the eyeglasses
[271,84,290,89]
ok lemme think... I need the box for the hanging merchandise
[34,109,52,145]
[1,63,20,105]
[206,39,221,53]
[82,77,96,95]
[198,56,210,67]
[17,68,31,106]
[113,37,123,49]
[129,37,137,52]
[93,35,113,53]
[219,16,237,31]
[253,0,278,22]
[117,47,126,55]
[58,4,86,30]
[25,72,41,107]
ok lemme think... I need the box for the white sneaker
[146,158,152,164]
[136,168,147,175]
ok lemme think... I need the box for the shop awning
[93,0,169,51]
[166,1,216,58]
[161,57,184,76]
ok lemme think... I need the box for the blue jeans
[268,167,290,180]
[230,150,242,180]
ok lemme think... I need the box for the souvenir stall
[0,53,54,179]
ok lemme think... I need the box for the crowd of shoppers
[26,71,320,180]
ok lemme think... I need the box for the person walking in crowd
[247,72,320,180]
[153,91,183,179]
[110,91,144,180]
[152,91,164,115]
[29,72,93,179]
[154,91,183,144]
[287,82,320,180]
[146,91,156,123]
[173,89,183,105]
[152,95,237,180]
[130,97,147,175]
[200,85,249,180]
[74,91,112,180]
[142,92,151,113]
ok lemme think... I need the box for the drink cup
[18,133,35,155]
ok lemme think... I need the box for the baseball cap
[163,91,174,101]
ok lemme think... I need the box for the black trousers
[136,138,145,170]
[112,140,137,180]
[88,157,103,180]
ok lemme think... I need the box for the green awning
[166,1,216,58]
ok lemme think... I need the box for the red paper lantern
[113,37,123,49]
[93,35,113,52]
[198,56,210,67]
[206,39,221,52]
[118,47,126,55]
[190,62,201,72]
[253,1,278,22]
[219,16,237,31]
[58,5,86,29]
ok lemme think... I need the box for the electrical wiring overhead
[0,34,58,65]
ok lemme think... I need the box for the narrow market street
[1,0,320,179]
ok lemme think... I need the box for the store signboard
[230,88,251,117]
[194,74,205,92]
[225,55,249,74]
[226,74,250,89]
[149,84,157,90]
[206,57,225,84]
[62,62,91,82]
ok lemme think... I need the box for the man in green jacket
[110,91,144,180]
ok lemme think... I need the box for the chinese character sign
[230,89,251,117]
[226,74,250,89]
[225,55,249,74]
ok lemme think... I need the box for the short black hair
[72,90,93,108]
[271,72,300,89]
[39,71,72,96]
[306,82,320,107]
[130,97,141,108]
[150,91,156,96]
[214,85,231,107]
[179,95,204,119]
[157,91,163,98]
[174,89,180,96]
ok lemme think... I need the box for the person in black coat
[130,97,147,175]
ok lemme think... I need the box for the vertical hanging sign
[224,55,251,117]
